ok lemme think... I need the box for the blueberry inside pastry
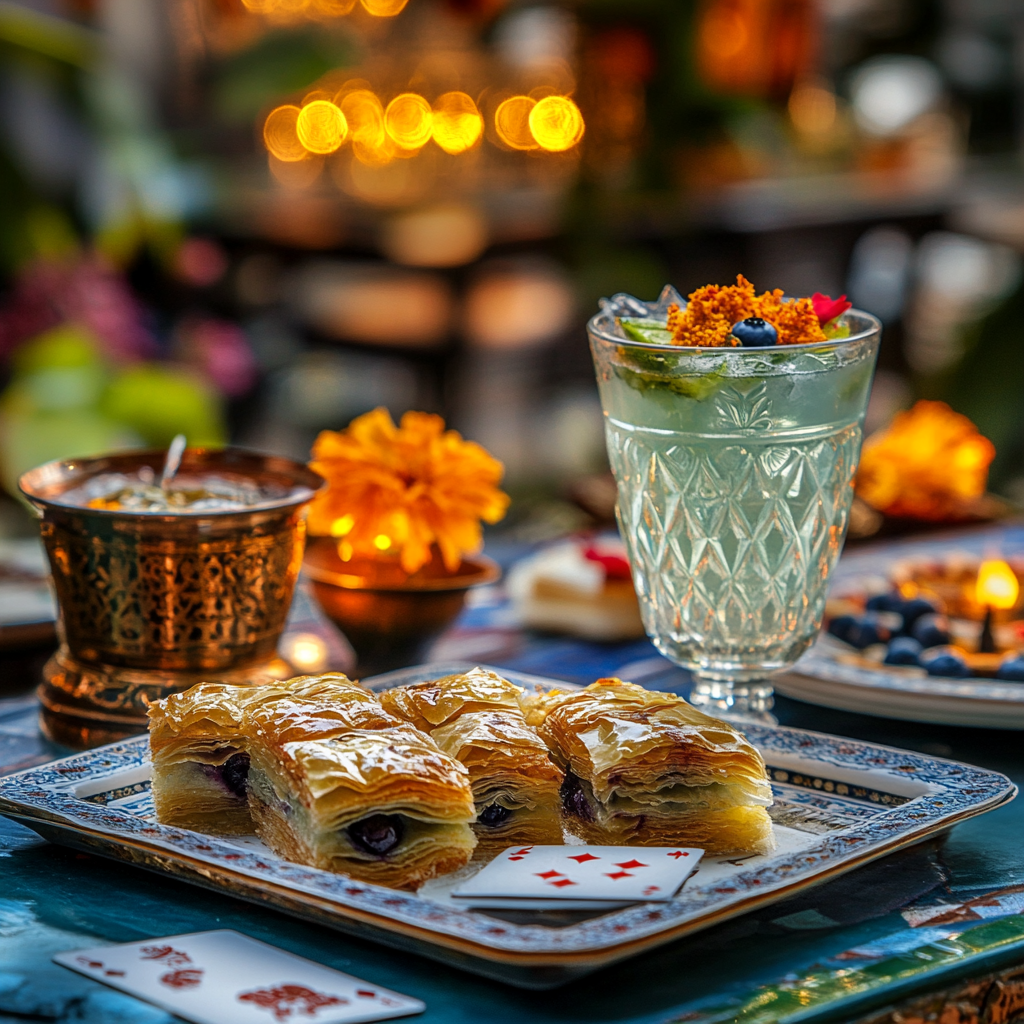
[381,668,564,853]
[527,677,776,855]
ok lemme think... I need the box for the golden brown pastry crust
[148,673,479,884]
[382,668,564,853]
[378,666,524,732]
[533,678,775,855]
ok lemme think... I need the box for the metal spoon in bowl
[160,434,187,491]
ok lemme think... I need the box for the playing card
[451,845,703,909]
[54,930,424,1024]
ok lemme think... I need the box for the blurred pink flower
[176,317,257,398]
[174,238,229,288]
[0,253,157,363]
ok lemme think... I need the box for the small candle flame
[976,560,1019,610]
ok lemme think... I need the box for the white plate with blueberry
[777,533,1024,729]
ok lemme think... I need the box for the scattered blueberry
[866,592,904,613]
[911,613,951,649]
[884,637,923,666]
[919,648,971,678]
[996,656,1024,682]
[827,614,885,649]
[731,317,778,347]
[898,597,938,633]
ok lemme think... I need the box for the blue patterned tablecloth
[2,527,1023,1024]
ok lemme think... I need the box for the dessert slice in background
[528,678,776,856]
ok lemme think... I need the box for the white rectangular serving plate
[0,664,1015,988]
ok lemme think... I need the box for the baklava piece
[381,667,563,852]
[530,678,776,856]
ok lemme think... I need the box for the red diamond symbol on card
[357,990,376,998]
[509,857,525,861]
[616,859,648,870]
[513,848,533,855]
[667,851,688,859]
[548,878,577,887]
[535,870,563,879]
[567,853,600,863]
[643,886,660,895]
[605,871,633,880]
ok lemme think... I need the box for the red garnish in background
[584,545,632,580]
[811,293,852,324]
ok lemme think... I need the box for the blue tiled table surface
[2,528,1024,1024]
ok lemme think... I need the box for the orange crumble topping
[666,275,827,347]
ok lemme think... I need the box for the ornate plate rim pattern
[0,665,1016,967]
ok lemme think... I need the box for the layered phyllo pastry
[527,678,776,856]
[245,723,477,889]
[380,668,564,852]
[149,673,478,888]
[148,678,282,835]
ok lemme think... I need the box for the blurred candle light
[431,92,484,154]
[360,0,410,16]
[385,93,433,150]
[281,631,329,672]
[528,95,584,151]
[340,89,392,165]
[788,78,836,135]
[495,95,538,150]
[297,100,348,154]
[976,560,1019,611]
[310,0,358,13]
[264,105,307,162]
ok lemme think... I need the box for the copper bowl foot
[39,645,293,749]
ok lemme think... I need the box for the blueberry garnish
[731,317,778,347]
[919,649,971,678]
[346,814,405,856]
[560,771,594,822]
[996,656,1024,682]
[478,804,513,828]
[827,614,887,649]
[898,597,937,633]
[911,613,950,649]
[884,637,922,666]
[866,592,904,613]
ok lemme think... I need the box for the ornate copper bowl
[20,448,323,748]
[303,537,500,675]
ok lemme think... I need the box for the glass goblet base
[688,673,778,725]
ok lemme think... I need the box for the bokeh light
[296,100,348,154]
[495,96,538,150]
[431,92,484,155]
[385,93,433,150]
[263,105,307,162]
[360,0,409,15]
[528,95,584,151]
[340,89,392,165]
[268,152,324,188]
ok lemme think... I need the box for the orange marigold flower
[856,400,995,521]
[667,275,827,347]
[308,407,510,574]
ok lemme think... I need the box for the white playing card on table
[54,930,424,1024]
[452,845,703,910]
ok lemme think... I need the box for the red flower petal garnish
[584,545,632,580]
[812,293,852,324]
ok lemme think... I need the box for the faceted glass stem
[688,673,777,725]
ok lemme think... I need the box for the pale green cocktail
[588,287,881,719]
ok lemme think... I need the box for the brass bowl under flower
[303,537,500,675]
[20,447,323,749]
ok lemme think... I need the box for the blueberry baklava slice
[244,723,478,889]
[531,678,776,856]
[148,673,375,834]
[382,668,564,852]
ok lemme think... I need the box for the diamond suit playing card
[54,930,424,1024]
[452,845,703,909]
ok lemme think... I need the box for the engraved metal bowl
[20,447,323,749]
